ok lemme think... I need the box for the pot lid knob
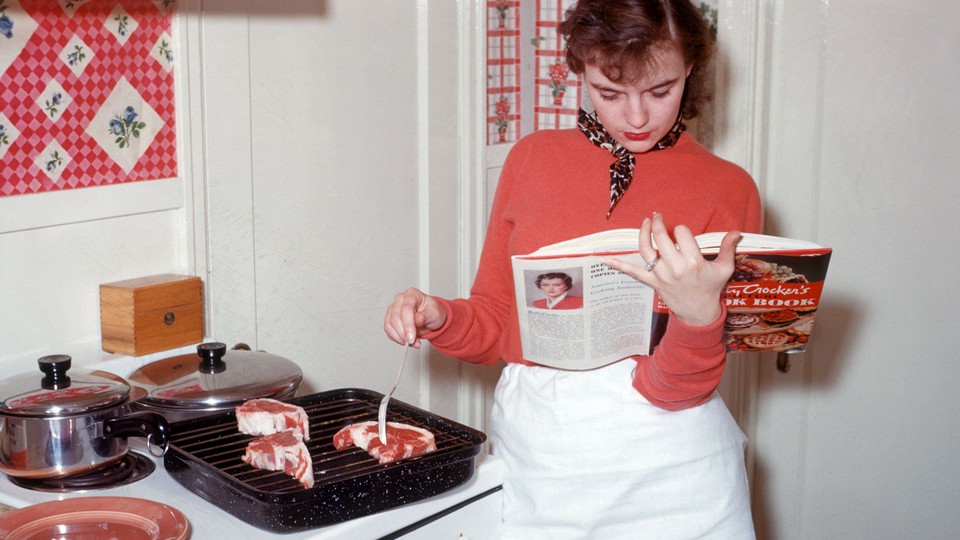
[197,342,228,374]
[39,354,72,390]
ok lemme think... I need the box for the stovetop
[0,353,504,538]
[0,441,503,539]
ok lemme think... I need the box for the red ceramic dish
[0,496,188,540]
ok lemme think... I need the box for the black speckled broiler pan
[162,388,486,533]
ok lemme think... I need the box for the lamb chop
[333,420,436,465]
[236,398,310,440]
[241,429,314,489]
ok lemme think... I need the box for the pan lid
[0,355,131,417]
[127,342,303,410]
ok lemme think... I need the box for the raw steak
[333,421,437,464]
[242,429,315,489]
[236,398,310,440]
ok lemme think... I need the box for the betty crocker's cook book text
[511,229,832,370]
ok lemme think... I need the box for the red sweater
[423,129,762,410]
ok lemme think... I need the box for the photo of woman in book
[532,272,583,310]
[383,1,761,537]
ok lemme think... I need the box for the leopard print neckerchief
[577,108,685,218]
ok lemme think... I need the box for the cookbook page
[511,252,654,370]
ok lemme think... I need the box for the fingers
[650,214,709,270]
[601,255,647,282]
[606,213,671,281]
[637,215,659,268]
[383,294,405,345]
[384,288,447,348]
[669,223,701,264]
[648,213,682,270]
[383,288,424,347]
[714,230,743,271]
[612,212,738,280]
[609,213,742,327]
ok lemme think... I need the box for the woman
[384,0,761,537]
[532,272,582,310]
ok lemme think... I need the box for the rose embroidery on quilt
[45,150,63,173]
[1,0,176,196]
[110,106,146,149]
[114,13,130,36]
[44,93,63,118]
[158,39,173,62]
[66,44,87,66]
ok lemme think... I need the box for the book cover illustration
[722,250,832,353]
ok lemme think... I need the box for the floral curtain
[486,0,520,145]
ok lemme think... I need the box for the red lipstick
[624,132,651,141]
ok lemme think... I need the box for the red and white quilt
[0,0,176,197]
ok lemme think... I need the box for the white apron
[490,360,755,539]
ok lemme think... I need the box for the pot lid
[127,342,303,410]
[0,355,131,417]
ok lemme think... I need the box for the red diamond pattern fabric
[0,0,176,197]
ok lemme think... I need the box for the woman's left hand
[603,213,741,327]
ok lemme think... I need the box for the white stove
[0,448,503,539]
[0,350,504,539]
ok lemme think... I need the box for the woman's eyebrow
[588,81,619,93]
[589,77,681,93]
[646,77,680,90]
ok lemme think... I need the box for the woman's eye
[650,89,671,99]
[599,93,619,102]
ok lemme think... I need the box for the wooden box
[100,274,204,356]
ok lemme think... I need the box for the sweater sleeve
[420,294,509,366]
[632,171,763,411]
[632,306,728,411]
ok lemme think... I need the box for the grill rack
[163,388,486,532]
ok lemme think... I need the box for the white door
[720,2,960,538]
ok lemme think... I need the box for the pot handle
[103,411,171,457]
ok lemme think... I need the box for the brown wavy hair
[558,0,715,120]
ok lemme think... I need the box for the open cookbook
[511,229,833,370]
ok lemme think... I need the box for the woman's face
[539,277,569,299]
[583,45,692,154]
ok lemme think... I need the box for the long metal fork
[378,341,410,444]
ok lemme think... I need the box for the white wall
[0,199,188,373]
[188,0,479,421]
[716,1,960,538]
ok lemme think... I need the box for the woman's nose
[626,96,648,128]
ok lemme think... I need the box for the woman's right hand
[383,288,447,347]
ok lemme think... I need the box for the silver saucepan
[127,342,303,422]
[0,355,169,479]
